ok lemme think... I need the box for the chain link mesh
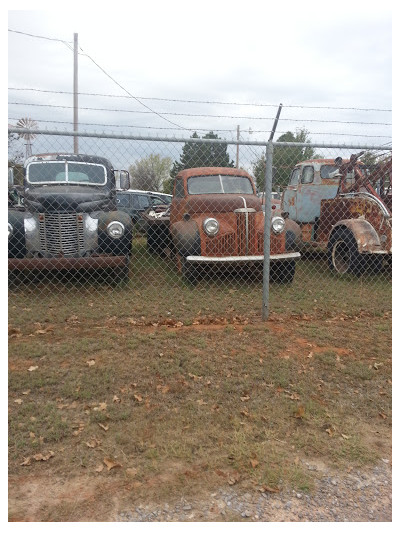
[8,131,392,325]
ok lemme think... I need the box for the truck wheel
[328,228,365,276]
[270,260,296,284]
[182,260,199,286]
[109,258,130,285]
[147,229,159,254]
[176,254,199,285]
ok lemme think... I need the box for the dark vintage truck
[8,153,133,281]
[281,153,392,275]
[143,166,300,283]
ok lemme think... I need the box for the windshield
[27,161,107,185]
[187,175,254,195]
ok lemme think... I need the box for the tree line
[128,129,318,193]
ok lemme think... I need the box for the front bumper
[8,255,128,272]
[186,252,301,264]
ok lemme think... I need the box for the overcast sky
[6,1,393,168]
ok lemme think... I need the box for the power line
[77,45,188,131]
[8,28,188,131]
[8,102,392,126]
[8,87,392,113]
[8,29,72,44]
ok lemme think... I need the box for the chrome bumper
[186,252,301,264]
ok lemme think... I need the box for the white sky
[7,0,393,149]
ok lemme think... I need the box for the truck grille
[236,211,257,255]
[39,213,85,257]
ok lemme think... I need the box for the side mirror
[118,170,130,190]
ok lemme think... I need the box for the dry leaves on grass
[103,458,122,471]
[20,451,55,466]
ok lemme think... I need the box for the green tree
[170,131,234,180]
[129,154,172,192]
[253,129,318,190]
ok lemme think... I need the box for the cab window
[301,166,314,184]
[289,168,300,186]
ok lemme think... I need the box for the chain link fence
[8,129,392,324]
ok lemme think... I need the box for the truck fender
[329,219,382,253]
[170,219,201,257]
[283,218,302,251]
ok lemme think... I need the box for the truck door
[281,167,300,220]
[295,165,317,223]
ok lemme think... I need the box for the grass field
[8,245,392,521]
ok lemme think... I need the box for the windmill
[16,117,38,159]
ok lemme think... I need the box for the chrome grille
[236,211,257,255]
[39,213,85,257]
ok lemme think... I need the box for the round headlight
[8,222,13,239]
[24,217,37,233]
[203,217,220,237]
[271,216,285,234]
[107,221,125,239]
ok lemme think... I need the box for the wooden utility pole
[236,125,240,168]
[73,33,79,154]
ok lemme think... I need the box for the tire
[270,260,296,284]
[182,259,199,285]
[328,228,366,276]
[108,257,130,285]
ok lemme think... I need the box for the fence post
[262,140,274,320]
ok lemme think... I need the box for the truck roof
[177,167,253,179]
[24,153,113,169]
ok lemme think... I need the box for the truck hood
[24,185,115,213]
[185,194,262,215]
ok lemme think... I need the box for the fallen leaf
[197,399,207,405]
[86,438,101,448]
[95,464,104,473]
[250,459,259,468]
[294,406,305,419]
[93,402,107,411]
[341,434,350,440]
[379,412,387,419]
[126,467,138,477]
[14,399,23,405]
[22,390,31,395]
[20,457,31,466]
[228,473,241,486]
[134,394,143,403]
[87,360,96,367]
[103,457,122,471]
[240,396,250,402]
[33,451,55,461]
[113,395,121,403]
[29,432,35,439]
[28,366,38,372]
[98,423,109,432]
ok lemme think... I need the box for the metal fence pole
[262,140,274,320]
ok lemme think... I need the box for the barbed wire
[8,102,392,126]
[7,87,392,113]
[7,116,393,139]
